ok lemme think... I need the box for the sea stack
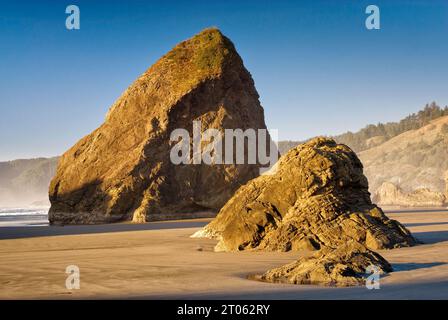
[194,137,416,252]
[49,28,273,224]
[255,241,393,287]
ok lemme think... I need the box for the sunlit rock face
[49,28,273,224]
[195,137,416,252]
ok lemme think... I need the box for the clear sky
[0,0,447,161]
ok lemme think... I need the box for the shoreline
[1,206,447,228]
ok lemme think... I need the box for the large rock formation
[49,28,273,224]
[374,182,446,207]
[193,137,416,252]
[254,241,392,287]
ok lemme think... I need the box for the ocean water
[0,207,49,226]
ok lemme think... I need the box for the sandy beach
[1,210,447,299]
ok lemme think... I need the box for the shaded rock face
[255,241,392,287]
[49,28,272,224]
[374,182,446,207]
[194,137,416,252]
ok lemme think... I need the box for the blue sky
[0,0,447,161]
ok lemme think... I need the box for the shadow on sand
[405,222,448,228]
[0,220,209,240]
[385,208,448,214]
[392,262,446,271]
[413,230,448,244]
[128,279,448,300]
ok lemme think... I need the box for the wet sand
[0,210,448,299]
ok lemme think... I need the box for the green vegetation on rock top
[160,28,238,89]
[106,28,242,122]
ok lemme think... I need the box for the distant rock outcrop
[359,115,448,199]
[254,241,392,286]
[49,28,273,224]
[374,182,446,207]
[193,137,416,252]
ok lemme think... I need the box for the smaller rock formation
[374,182,446,207]
[193,137,416,252]
[254,241,392,287]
